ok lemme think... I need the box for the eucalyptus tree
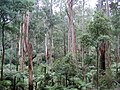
[105,0,111,69]
[0,2,34,90]
[88,12,111,88]
[67,0,75,54]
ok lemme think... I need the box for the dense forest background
[0,0,120,90]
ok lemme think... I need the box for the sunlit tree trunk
[21,11,29,72]
[19,23,22,58]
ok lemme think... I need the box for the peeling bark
[21,11,29,72]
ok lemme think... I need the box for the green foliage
[0,0,120,90]
[0,80,11,90]
[99,68,113,89]
[88,12,111,38]
[80,32,92,48]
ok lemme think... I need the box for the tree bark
[28,43,33,90]
[82,47,85,80]
[16,34,19,71]
[1,23,5,81]
[50,0,53,65]
[67,0,75,54]
[82,0,85,32]
[21,11,29,72]
[99,40,105,71]
[106,0,109,16]
[45,33,48,63]
[96,43,99,89]
[50,29,53,65]
[106,0,110,68]
[63,30,66,56]
[21,39,25,72]
[19,23,22,58]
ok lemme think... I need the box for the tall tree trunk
[50,30,53,65]
[82,0,85,80]
[21,39,25,72]
[82,0,85,32]
[67,0,75,54]
[10,46,12,71]
[99,40,105,71]
[19,23,22,58]
[106,0,109,16]
[45,33,48,63]
[50,0,53,65]
[118,35,119,58]
[1,23,5,81]
[16,34,19,71]
[106,40,110,68]
[28,43,33,90]
[106,0,110,68]
[82,48,85,80]
[63,30,66,56]
[21,11,29,72]
[74,32,78,74]
[96,43,99,89]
